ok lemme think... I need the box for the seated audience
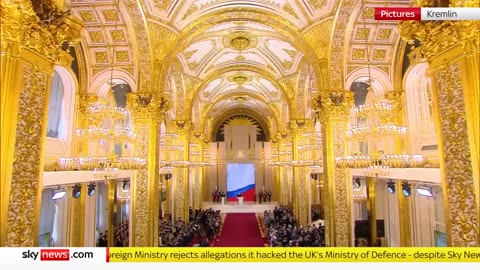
[158,208,221,247]
[264,206,325,247]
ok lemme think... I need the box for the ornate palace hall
[1,0,478,248]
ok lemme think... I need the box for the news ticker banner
[375,7,480,20]
[1,247,480,264]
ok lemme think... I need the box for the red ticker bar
[375,7,421,21]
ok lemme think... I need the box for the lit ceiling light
[402,182,411,197]
[87,182,96,196]
[51,188,66,200]
[416,185,433,197]
[387,180,396,194]
[72,184,82,199]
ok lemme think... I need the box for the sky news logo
[21,249,94,261]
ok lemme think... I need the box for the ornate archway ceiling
[179,21,304,78]
[144,0,338,31]
[67,0,137,83]
[208,95,273,118]
[346,1,412,84]
[199,71,282,103]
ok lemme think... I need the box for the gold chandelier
[58,1,146,178]
[335,4,424,177]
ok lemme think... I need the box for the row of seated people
[264,206,325,247]
[96,220,130,247]
[159,208,222,247]
[114,220,129,247]
[189,208,222,242]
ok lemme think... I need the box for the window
[405,63,437,153]
[46,72,64,138]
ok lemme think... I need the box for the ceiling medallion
[228,74,251,86]
[223,31,258,51]
[233,76,247,85]
[231,96,250,104]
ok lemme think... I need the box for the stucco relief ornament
[1,0,83,61]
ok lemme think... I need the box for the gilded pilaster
[397,181,412,247]
[171,120,192,222]
[289,120,310,226]
[70,184,86,247]
[2,65,49,247]
[315,91,353,247]
[191,133,205,210]
[278,133,290,205]
[1,0,82,247]
[401,7,479,246]
[366,177,376,247]
[127,93,169,246]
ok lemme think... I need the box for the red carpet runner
[214,213,265,247]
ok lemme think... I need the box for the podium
[221,197,225,205]
[237,196,244,206]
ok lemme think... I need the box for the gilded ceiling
[66,0,410,135]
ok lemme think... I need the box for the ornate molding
[171,120,193,134]
[124,0,152,93]
[400,0,479,62]
[313,91,353,122]
[1,0,83,62]
[385,91,404,124]
[328,0,357,91]
[6,65,48,246]
[287,119,310,133]
[127,93,170,121]
[77,93,98,118]
[133,125,150,246]
[434,63,479,246]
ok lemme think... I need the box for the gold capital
[1,0,83,62]
[400,18,479,62]
[313,91,353,122]
[127,93,170,121]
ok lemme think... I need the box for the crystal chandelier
[58,1,146,178]
[58,96,147,178]
[335,5,424,177]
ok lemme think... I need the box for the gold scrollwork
[434,63,479,246]
[400,16,479,62]
[127,93,170,121]
[314,91,353,122]
[1,0,83,62]
[6,66,48,246]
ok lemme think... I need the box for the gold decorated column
[172,120,191,221]
[289,120,310,226]
[315,91,353,247]
[278,132,291,205]
[127,93,169,246]
[191,132,205,210]
[69,184,86,246]
[366,177,376,247]
[385,91,412,246]
[401,2,479,246]
[0,0,82,246]
[397,181,412,246]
